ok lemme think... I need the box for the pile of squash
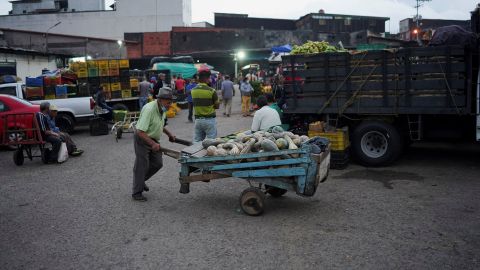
[202,126,310,157]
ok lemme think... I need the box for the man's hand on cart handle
[152,143,161,152]
[168,135,176,143]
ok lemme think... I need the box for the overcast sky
[0,0,475,33]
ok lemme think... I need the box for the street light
[233,50,246,79]
[237,51,246,60]
[117,40,124,58]
[45,21,62,53]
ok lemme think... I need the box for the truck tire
[352,121,403,167]
[56,113,75,134]
[112,104,129,112]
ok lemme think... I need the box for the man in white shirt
[251,95,281,132]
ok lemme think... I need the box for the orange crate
[108,68,119,76]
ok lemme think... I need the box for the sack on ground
[58,142,69,163]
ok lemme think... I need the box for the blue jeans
[139,97,148,110]
[194,118,217,142]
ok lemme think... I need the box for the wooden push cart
[2,113,50,166]
[175,143,330,216]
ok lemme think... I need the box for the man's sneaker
[132,193,147,201]
[70,149,84,157]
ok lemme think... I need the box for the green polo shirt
[136,101,166,141]
[191,83,219,118]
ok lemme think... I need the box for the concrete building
[0,28,133,60]
[0,0,192,40]
[0,47,68,81]
[10,0,105,15]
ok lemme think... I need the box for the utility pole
[414,0,432,43]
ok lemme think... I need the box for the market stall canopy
[271,44,292,53]
[153,63,198,79]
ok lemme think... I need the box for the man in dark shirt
[152,73,166,99]
[36,102,62,163]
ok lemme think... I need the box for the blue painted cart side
[178,144,330,197]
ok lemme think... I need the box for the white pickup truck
[0,83,95,133]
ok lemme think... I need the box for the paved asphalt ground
[1,94,479,270]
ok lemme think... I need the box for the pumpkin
[293,138,302,147]
[223,143,235,150]
[206,146,217,156]
[234,142,244,151]
[275,138,289,149]
[261,139,279,152]
[271,126,284,134]
[215,148,228,156]
[229,146,240,155]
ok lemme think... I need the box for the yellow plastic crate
[87,60,98,68]
[119,59,130,68]
[110,83,121,91]
[121,89,132,98]
[130,79,139,88]
[308,127,350,151]
[108,60,119,69]
[69,62,79,72]
[97,60,109,69]
[77,70,88,78]
[77,62,87,69]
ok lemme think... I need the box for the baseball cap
[50,104,58,111]
[157,87,173,100]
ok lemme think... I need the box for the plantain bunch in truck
[281,40,480,167]
[70,59,140,112]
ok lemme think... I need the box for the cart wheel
[41,149,50,164]
[239,187,266,216]
[116,129,123,139]
[265,185,287,198]
[13,148,24,166]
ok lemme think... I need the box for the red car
[0,94,40,148]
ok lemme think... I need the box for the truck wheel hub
[361,131,388,159]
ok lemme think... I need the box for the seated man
[251,95,282,132]
[36,102,62,163]
[95,86,113,119]
[47,105,84,157]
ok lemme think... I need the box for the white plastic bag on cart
[57,142,69,163]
